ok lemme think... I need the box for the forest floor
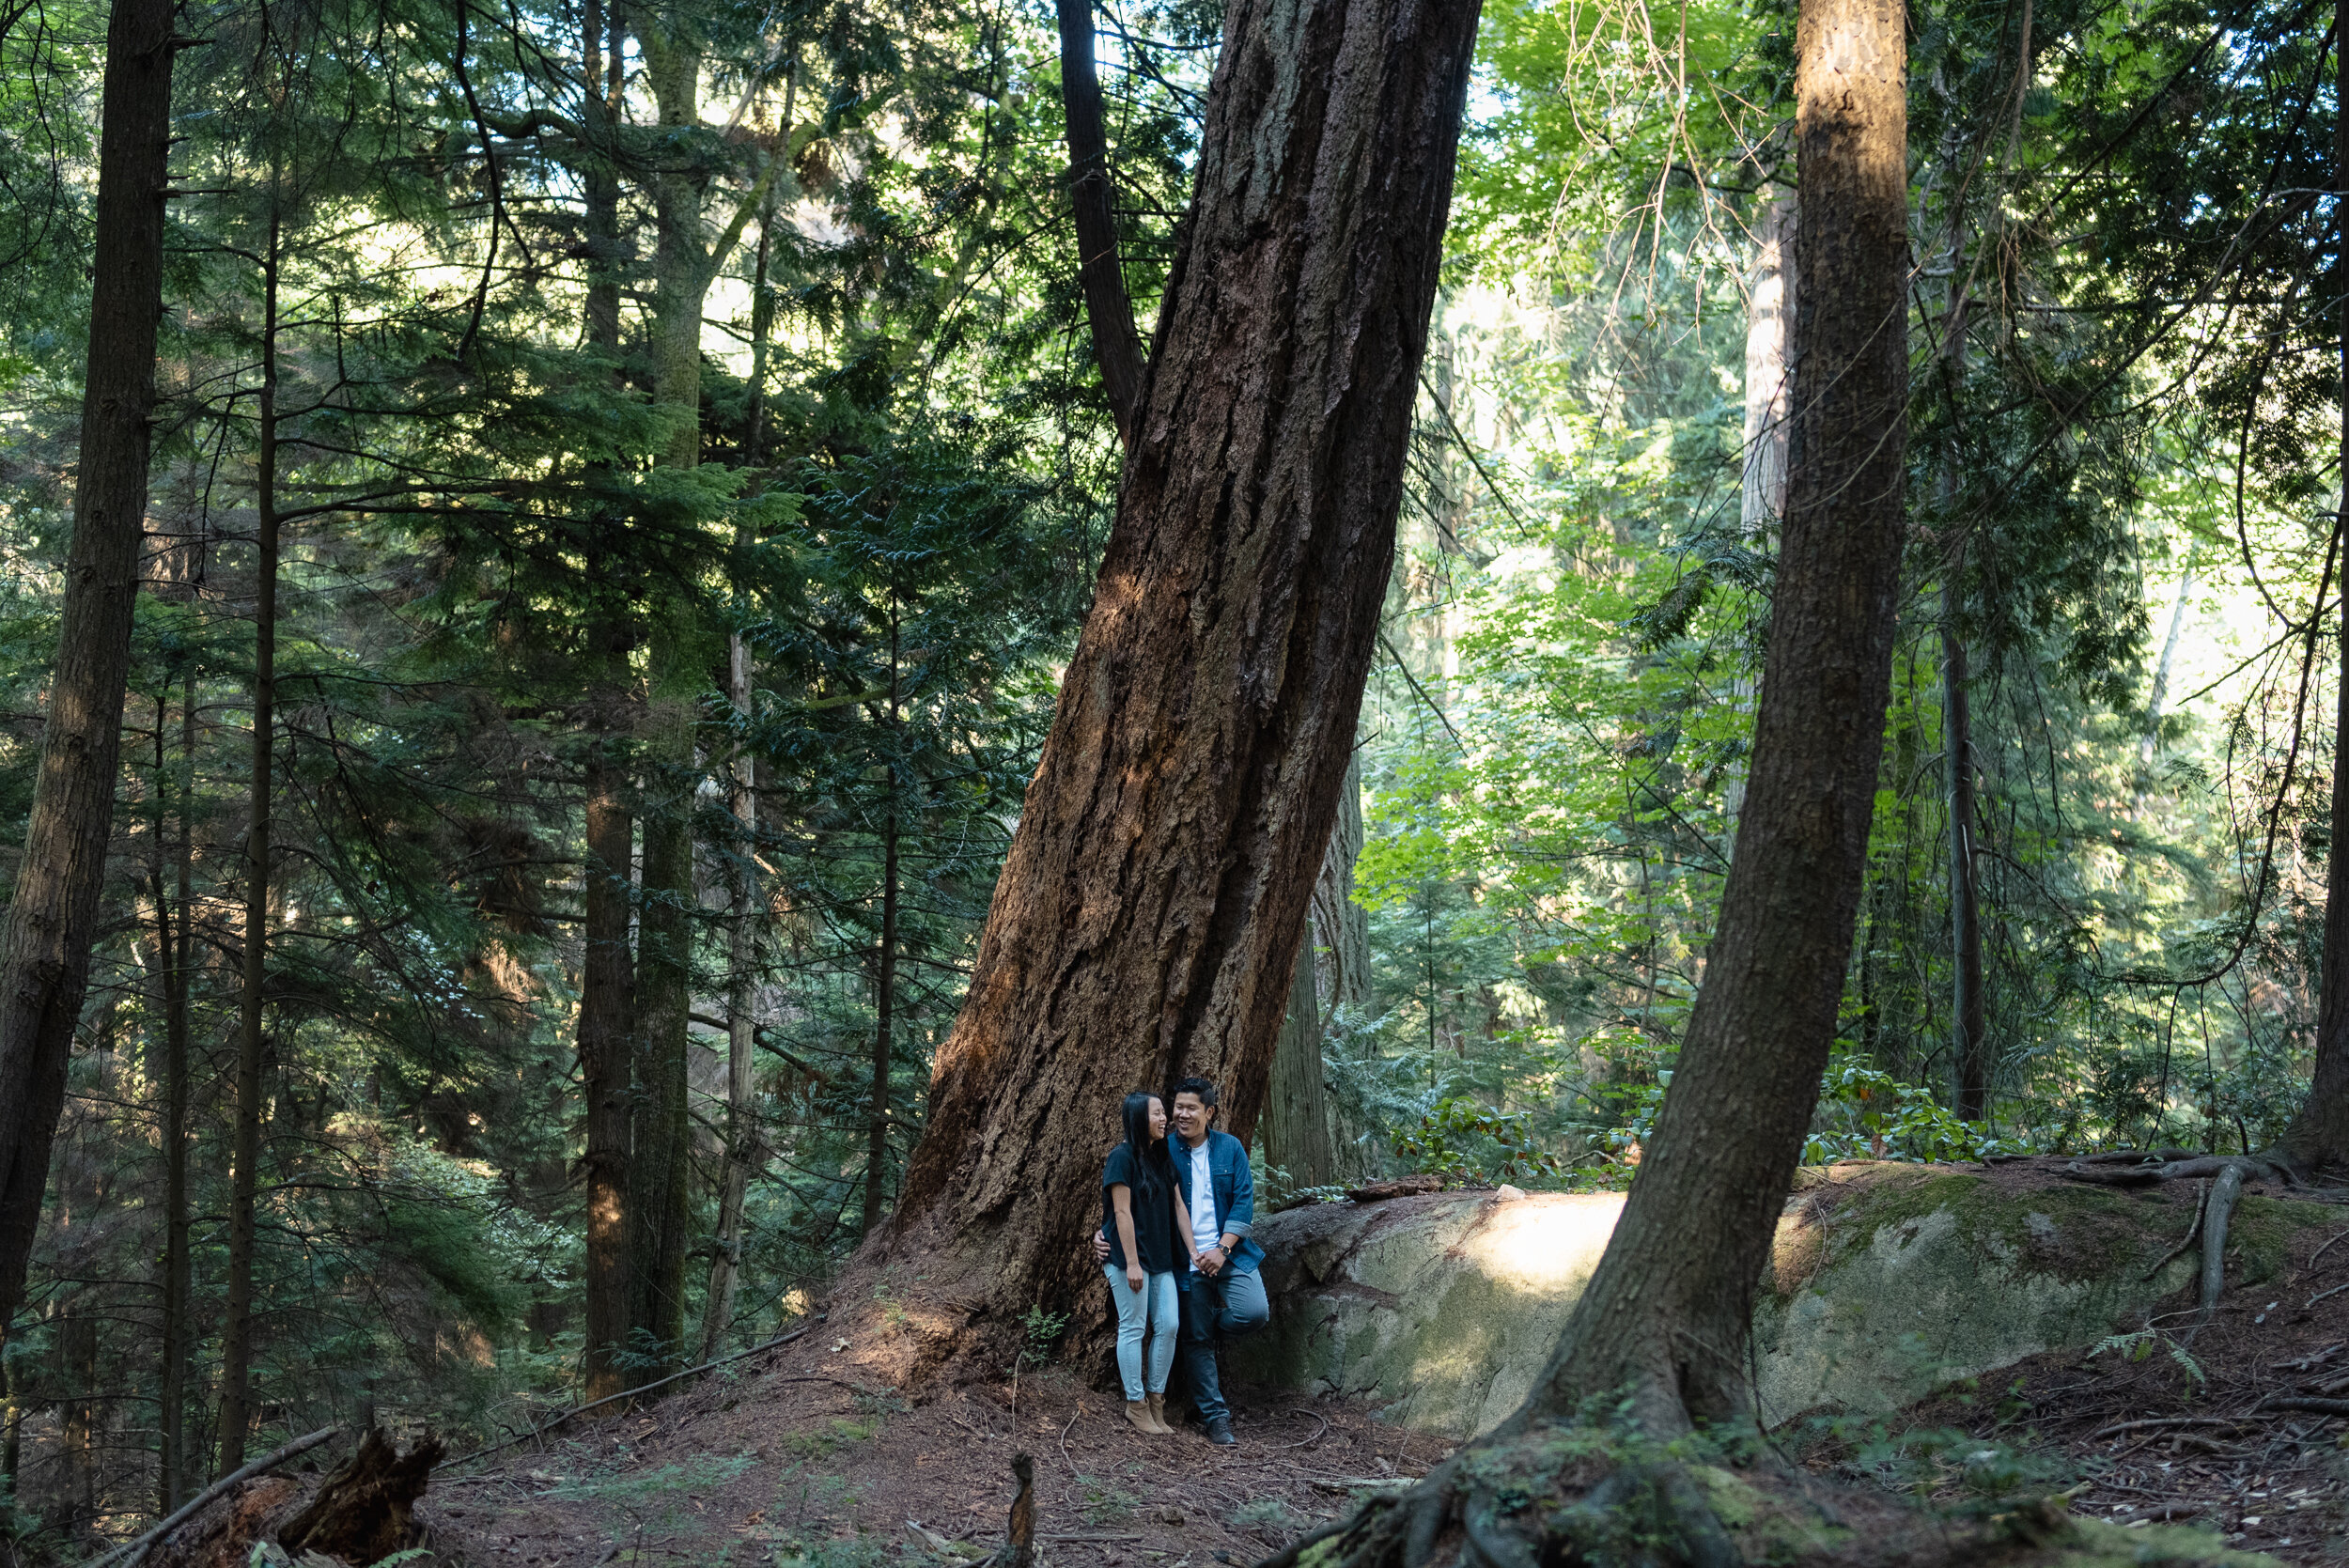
[1811,1157,2349,1563]
[412,1161,2349,1568]
[415,1358,1455,1568]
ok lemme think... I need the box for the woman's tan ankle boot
[1144,1392,1174,1435]
[1125,1398,1156,1435]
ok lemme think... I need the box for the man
[1096,1077,1268,1444]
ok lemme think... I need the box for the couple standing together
[1095,1077,1269,1445]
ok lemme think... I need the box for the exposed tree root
[2060,1152,2303,1336]
[1261,1421,2271,1568]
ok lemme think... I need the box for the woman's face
[1146,1095,1167,1141]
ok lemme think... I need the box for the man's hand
[1198,1244,1227,1276]
[1091,1228,1111,1264]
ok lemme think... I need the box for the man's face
[1171,1091,1214,1146]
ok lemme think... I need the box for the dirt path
[417,1358,1455,1568]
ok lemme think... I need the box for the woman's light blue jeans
[1103,1264,1178,1400]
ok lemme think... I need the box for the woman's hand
[1126,1263,1144,1291]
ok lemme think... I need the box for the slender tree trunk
[862,0,1479,1375]
[1500,0,1907,1436]
[1054,0,1144,449]
[63,1303,96,1534]
[697,205,778,1361]
[577,0,638,1405]
[699,614,762,1359]
[218,219,283,1471]
[151,678,194,1511]
[0,0,177,1328]
[2284,3,2349,1167]
[1739,183,1795,536]
[2139,552,2196,774]
[1311,752,1377,1177]
[623,17,718,1381]
[863,604,904,1234]
[1943,558,1987,1121]
[1261,924,1337,1187]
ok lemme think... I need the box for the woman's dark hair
[1119,1091,1169,1203]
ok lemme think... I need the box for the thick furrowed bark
[0,0,176,1329]
[864,0,1481,1371]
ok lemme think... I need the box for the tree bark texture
[0,0,176,1328]
[1502,0,1907,1435]
[220,222,284,1472]
[625,22,708,1380]
[1055,0,1145,450]
[153,679,194,1510]
[576,0,639,1404]
[1262,924,1339,1187]
[698,625,762,1360]
[1739,183,1795,536]
[1310,752,1377,1178]
[869,0,1480,1374]
[1943,567,1987,1122]
[2285,2,2349,1166]
[863,605,904,1235]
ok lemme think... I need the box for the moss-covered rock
[1230,1167,2338,1437]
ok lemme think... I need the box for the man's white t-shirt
[1185,1138,1218,1260]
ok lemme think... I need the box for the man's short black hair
[1173,1076,1219,1108]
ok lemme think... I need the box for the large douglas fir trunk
[857,0,1480,1374]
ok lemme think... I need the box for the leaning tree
[833,0,1482,1376]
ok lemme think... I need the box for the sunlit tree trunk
[861,0,1480,1374]
[0,0,177,1330]
[219,216,284,1471]
[1739,183,1794,535]
[699,210,778,1361]
[1495,0,1908,1436]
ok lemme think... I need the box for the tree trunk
[863,610,903,1235]
[1739,183,1795,535]
[860,0,1479,1376]
[0,0,177,1328]
[577,0,638,1405]
[2139,551,2196,775]
[1943,561,1987,1121]
[1312,751,1371,1018]
[699,619,762,1359]
[153,676,194,1510]
[625,20,703,1383]
[1500,0,1907,1436]
[220,221,284,1470]
[1055,0,1144,449]
[2283,2,2349,1168]
[1261,924,1338,1188]
[1311,752,1377,1178]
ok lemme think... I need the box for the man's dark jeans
[1175,1265,1269,1423]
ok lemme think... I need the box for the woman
[1102,1090,1195,1436]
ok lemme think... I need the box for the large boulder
[1228,1163,2336,1437]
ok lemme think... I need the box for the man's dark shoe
[1204,1416,1237,1446]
